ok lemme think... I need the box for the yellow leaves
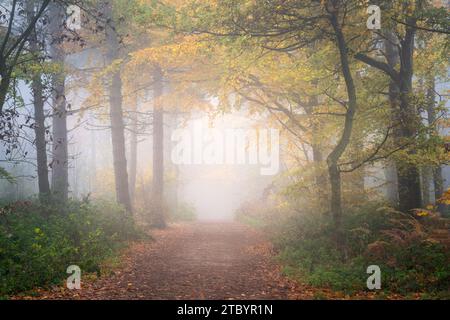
[415,209,430,217]
[438,188,450,205]
[413,197,447,218]
[126,35,207,72]
[82,56,127,122]
[93,59,124,81]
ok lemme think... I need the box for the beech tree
[104,0,133,214]
[151,64,166,228]
[48,1,69,202]
[25,0,51,201]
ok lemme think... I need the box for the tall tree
[26,0,50,201]
[151,65,166,228]
[105,1,133,214]
[48,1,69,202]
[353,1,445,212]
[128,99,138,204]
[324,1,358,239]
[383,29,401,205]
[425,76,445,208]
[415,27,449,211]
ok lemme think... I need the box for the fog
[0,55,276,221]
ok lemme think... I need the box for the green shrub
[238,199,450,296]
[0,199,143,297]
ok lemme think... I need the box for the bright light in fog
[175,113,275,220]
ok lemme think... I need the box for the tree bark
[328,162,342,232]
[358,23,422,213]
[0,72,11,114]
[383,30,401,206]
[105,2,133,214]
[349,138,366,202]
[326,8,358,243]
[48,1,68,202]
[32,76,50,201]
[27,0,50,201]
[151,65,166,228]
[312,144,327,192]
[433,166,445,212]
[384,161,399,203]
[421,167,431,205]
[307,93,328,204]
[425,76,445,212]
[396,17,422,212]
[89,117,97,193]
[129,106,138,204]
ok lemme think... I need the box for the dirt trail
[26,222,315,300]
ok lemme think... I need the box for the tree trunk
[312,141,329,213]
[48,1,68,202]
[328,163,342,231]
[0,72,10,114]
[32,75,50,201]
[426,76,446,212]
[151,65,166,228]
[51,73,68,201]
[312,145,326,189]
[377,27,422,212]
[433,166,445,212]
[396,19,422,212]
[308,94,328,205]
[421,166,431,205]
[105,2,133,214]
[89,118,97,194]
[129,107,138,204]
[384,162,399,204]
[327,9,358,243]
[27,0,50,201]
[349,138,366,202]
[383,31,400,206]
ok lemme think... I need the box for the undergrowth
[0,199,145,298]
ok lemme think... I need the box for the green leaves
[0,199,142,297]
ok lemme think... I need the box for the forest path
[32,222,315,299]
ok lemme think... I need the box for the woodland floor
[14,222,406,300]
[14,222,314,299]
